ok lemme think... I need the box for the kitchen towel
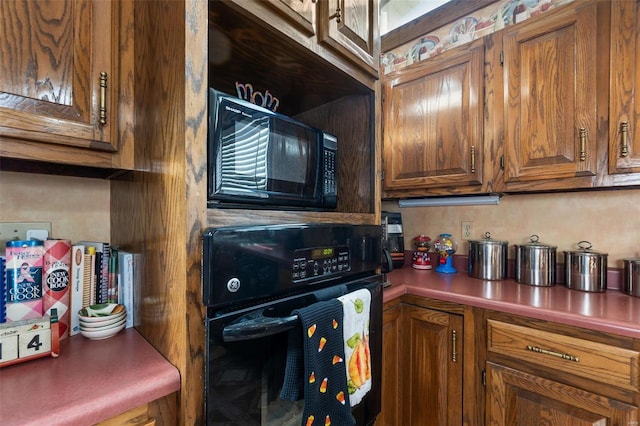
[338,288,372,407]
[280,298,355,426]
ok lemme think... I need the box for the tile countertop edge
[384,268,640,339]
[0,328,181,426]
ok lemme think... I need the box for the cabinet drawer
[487,320,640,392]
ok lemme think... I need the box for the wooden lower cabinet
[486,362,638,425]
[95,403,155,426]
[380,300,463,425]
[485,317,640,426]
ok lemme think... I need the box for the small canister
[514,234,556,286]
[622,258,640,297]
[468,232,508,280]
[564,241,607,292]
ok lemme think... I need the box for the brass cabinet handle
[621,121,629,158]
[329,7,341,23]
[470,146,476,173]
[526,345,580,362]
[451,330,457,362]
[579,127,586,161]
[99,71,108,126]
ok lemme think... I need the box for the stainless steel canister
[468,232,508,280]
[514,234,556,286]
[564,241,608,292]
[622,258,640,297]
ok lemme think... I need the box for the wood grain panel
[607,0,640,176]
[0,0,117,147]
[486,362,639,426]
[317,0,380,76]
[112,0,208,424]
[503,0,598,184]
[488,319,640,392]
[401,304,463,426]
[382,38,485,191]
[380,303,402,425]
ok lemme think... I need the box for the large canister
[622,258,640,297]
[468,232,508,280]
[564,241,607,292]
[514,235,556,286]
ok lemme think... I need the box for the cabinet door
[609,0,640,174]
[486,362,639,426]
[503,0,597,184]
[402,304,463,426]
[380,304,401,426]
[317,0,379,77]
[265,0,316,35]
[382,39,485,191]
[0,0,118,153]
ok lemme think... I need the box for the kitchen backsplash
[0,171,110,244]
[383,189,640,268]
[3,170,639,268]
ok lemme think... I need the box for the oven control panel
[292,245,350,281]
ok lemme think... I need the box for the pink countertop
[385,265,640,339]
[0,328,180,426]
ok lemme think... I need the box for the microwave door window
[218,116,270,195]
[268,123,317,198]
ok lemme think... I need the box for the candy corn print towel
[338,288,372,407]
[290,298,356,426]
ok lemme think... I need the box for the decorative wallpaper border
[382,0,574,74]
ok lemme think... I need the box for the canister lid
[516,234,556,249]
[469,231,508,245]
[564,240,608,256]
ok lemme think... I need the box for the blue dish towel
[280,298,355,426]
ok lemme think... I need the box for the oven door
[204,277,382,426]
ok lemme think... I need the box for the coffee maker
[382,211,405,269]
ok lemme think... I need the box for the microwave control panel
[292,245,350,281]
[324,148,336,195]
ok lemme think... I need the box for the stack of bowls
[78,303,127,340]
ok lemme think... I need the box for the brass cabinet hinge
[500,51,504,66]
[500,155,505,170]
[482,368,486,387]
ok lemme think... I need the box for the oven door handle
[223,309,298,342]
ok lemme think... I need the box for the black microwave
[208,88,337,210]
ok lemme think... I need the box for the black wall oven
[202,224,383,425]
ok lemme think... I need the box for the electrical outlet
[0,222,52,248]
[461,221,473,240]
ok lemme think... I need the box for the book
[118,250,134,328]
[0,256,5,323]
[69,245,85,336]
[42,239,71,339]
[78,241,110,305]
[85,248,96,307]
[5,240,44,322]
[132,253,143,327]
[108,247,118,303]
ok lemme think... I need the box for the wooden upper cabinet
[382,38,485,192]
[502,0,598,186]
[317,0,380,77]
[609,0,640,175]
[0,0,133,169]
[265,0,316,36]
